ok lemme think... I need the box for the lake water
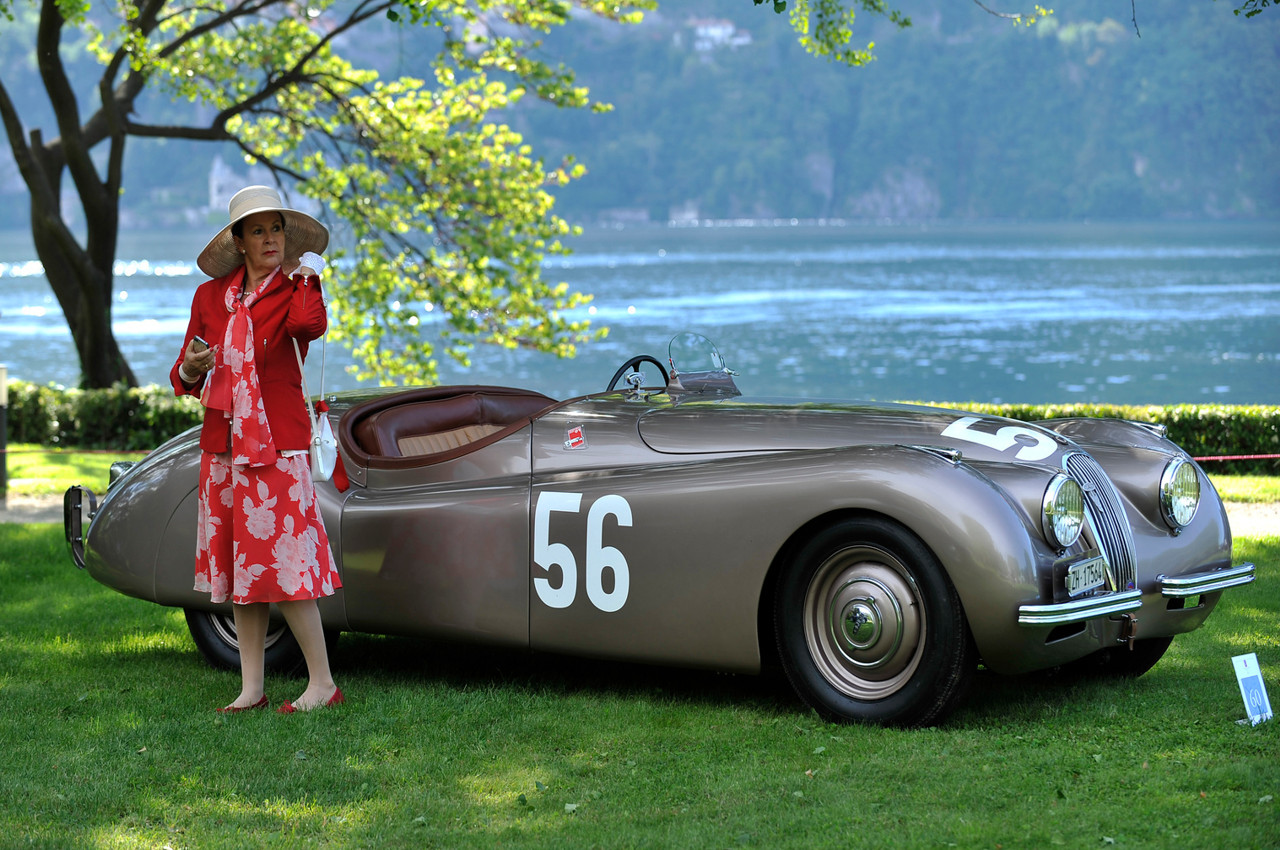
[2,221,1277,404]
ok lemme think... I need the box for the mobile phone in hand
[192,335,209,353]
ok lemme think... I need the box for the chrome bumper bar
[64,485,97,570]
[1158,563,1255,597]
[1018,561,1257,626]
[1018,589,1142,627]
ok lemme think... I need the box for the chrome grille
[1065,452,1137,591]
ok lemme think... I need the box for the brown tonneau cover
[341,385,559,470]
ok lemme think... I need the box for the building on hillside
[668,200,700,224]
[208,156,319,218]
[681,17,752,52]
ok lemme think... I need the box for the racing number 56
[534,492,632,612]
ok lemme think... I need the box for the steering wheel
[606,355,670,392]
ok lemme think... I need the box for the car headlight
[1159,457,1200,529]
[1042,474,1085,550]
[108,460,138,489]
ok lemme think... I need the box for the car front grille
[1065,452,1137,591]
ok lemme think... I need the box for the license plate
[1066,557,1107,597]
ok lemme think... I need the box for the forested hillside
[1,0,1276,227]
[516,0,1280,222]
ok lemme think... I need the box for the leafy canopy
[8,0,651,386]
[130,0,649,385]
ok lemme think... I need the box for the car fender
[755,444,1048,673]
[82,432,202,604]
[83,430,348,628]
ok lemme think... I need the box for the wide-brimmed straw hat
[197,185,329,278]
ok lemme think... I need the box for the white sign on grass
[1232,653,1273,726]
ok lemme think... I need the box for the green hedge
[921,402,1279,475]
[3,381,1278,473]
[4,381,203,451]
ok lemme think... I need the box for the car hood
[637,397,1075,465]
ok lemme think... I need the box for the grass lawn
[5,441,1276,504]
[3,443,149,498]
[1211,474,1280,504]
[1,524,1276,849]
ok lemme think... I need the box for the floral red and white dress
[185,267,342,605]
[195,452,339,604]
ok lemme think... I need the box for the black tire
[774,517,975,728]
[1063,636,1174,679]
[183,608,308,675]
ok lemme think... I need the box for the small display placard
[1232,653,1273,726]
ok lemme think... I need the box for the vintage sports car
[65,333,1255,727]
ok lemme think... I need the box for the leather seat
[352,390,555,459]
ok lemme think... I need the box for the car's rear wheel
[184,609,307,674]
[774,517,974,727]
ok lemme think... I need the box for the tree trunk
[33,225,138,389]
[29,157,137,389]
[15,0,140,390]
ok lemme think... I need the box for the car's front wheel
[774,517,975,727]
[183,609,306,674]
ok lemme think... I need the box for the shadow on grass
[328,629,800,719]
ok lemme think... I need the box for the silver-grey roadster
[65,333,1255,726]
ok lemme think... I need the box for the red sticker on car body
[564,425,588,450]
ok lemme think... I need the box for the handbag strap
[292,337,321,429]
[293,276,328,429]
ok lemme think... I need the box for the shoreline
[3,493,1274,538]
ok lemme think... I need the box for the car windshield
[667,332,740,397]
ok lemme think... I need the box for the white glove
[292,252,328,277]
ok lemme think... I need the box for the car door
[338,427,534,647]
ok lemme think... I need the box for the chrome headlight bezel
[1159,457,1200,529]
[1042,473,1085,550]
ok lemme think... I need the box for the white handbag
[293,336,337,482]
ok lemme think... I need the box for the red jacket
[170,267,328,454]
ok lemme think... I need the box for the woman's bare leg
[226,602,269,708]
[277,598,339,710]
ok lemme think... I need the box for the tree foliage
[0,0,652,388]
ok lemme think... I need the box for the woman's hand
[292,252,327,279]
[180,337,217,384]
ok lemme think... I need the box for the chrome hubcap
[841,598,881,648]
[210,612,288,651]
[804,545,925,700]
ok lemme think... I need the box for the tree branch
[0,78,33,184]
[969,0,1021,20]
[153,0,286,61]
[35,0,82,153]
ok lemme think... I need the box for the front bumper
[1017,562,1256,627]
[1158,563,1255,597]
[64,485,97,569]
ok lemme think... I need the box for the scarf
[201,266,280,467]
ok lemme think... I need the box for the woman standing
[171,185,344,713]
